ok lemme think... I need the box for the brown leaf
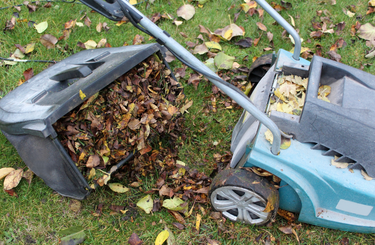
[5,189,18,197]
[253,36,261,46]
[64,19,76,29]
[159,185,174,197]
[84,17,92,27]
[128,232,143,245]
[86,154,100,168]
[133,34,144,45]
[172,222,185,230]
[109,204,125,212]
[310,31,323,39]
[128,119,141,130]
[3,169,23,190]
[43,2,52,8]
[194,186,209,195]
[96,22,102,32]
[15,44,25,54]
[278,225,293,234]
[168,210,186,224]
[4,17,16,31]
[40,34,58,49]
[23,68,34,81]
[327,50,341,62]
[151,13,161,23]
[22,169,34,185]
[277,209,296,222]
[58,29,71,41]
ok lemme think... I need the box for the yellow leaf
[370,0,375,6]
[274,88,286,102]
[155,230,169,245]
[137,195,153,214]
[0,168,15,180]
[223,29,233,40]
[79,90,86,100]
[88,168,96,180]
[280,137,291,150]
[196,214,202,231]
[265,129,273,144]
[25,43,35,54]
[108,183,130,193]
[205,41,222,51]
[129,0,137,4]
[318,85,331,97]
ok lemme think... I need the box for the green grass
[1,0,375,244]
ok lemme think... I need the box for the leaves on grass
[137,195,153,214]
[3,169,23,190]
[256,22,267,32]
[220,23,245,40]
[177,4,195,20]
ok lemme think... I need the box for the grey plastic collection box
[0,43,169,199]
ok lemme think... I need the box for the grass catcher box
[0,43,174,200]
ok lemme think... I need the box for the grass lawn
[1,0,375,244]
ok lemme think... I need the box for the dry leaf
[0,168,15,180]
[40,34,58,49]
[3,169,23,190]
[256,22,267,31]
[177,4,195,20]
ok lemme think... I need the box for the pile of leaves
[269,74,331,116]
[53,55,192,184]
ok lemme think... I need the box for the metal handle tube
[117,0,281,154]
[255,0,301,60]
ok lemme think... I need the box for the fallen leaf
[25,43,35,54]
[196,213,202,231]
[256,22,267,31]
[235,37,252,48]
[84,17,91,27]
[180,100,193,114]
[108,183,130,193]
[84,40,97,49]
[97,38,107,48]
[40,34,58,49]
[168,210,186,224]
[177,4,195,20]
[205,41,222,51]
[96,22,102,32]
[172,222,185,230]
[69,199,82,213]
[22,169,34,185]
[137,195,153,214]
[155,230,169,245]
[58,226,86,245]
[221,23,245,40]
[34,21,48,33]
[0,168,15,180]
[79,90,86,100]
[162,196,188,215]
[133,34,145,45]
[128,233,143,245]
[3,169,23,190]
[214,52,235,70]
[23,68,34,81]
[65,19,76,29]
[193,44,208,55]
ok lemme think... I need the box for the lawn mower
[1,0,374,234]
[76,0,375,233]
